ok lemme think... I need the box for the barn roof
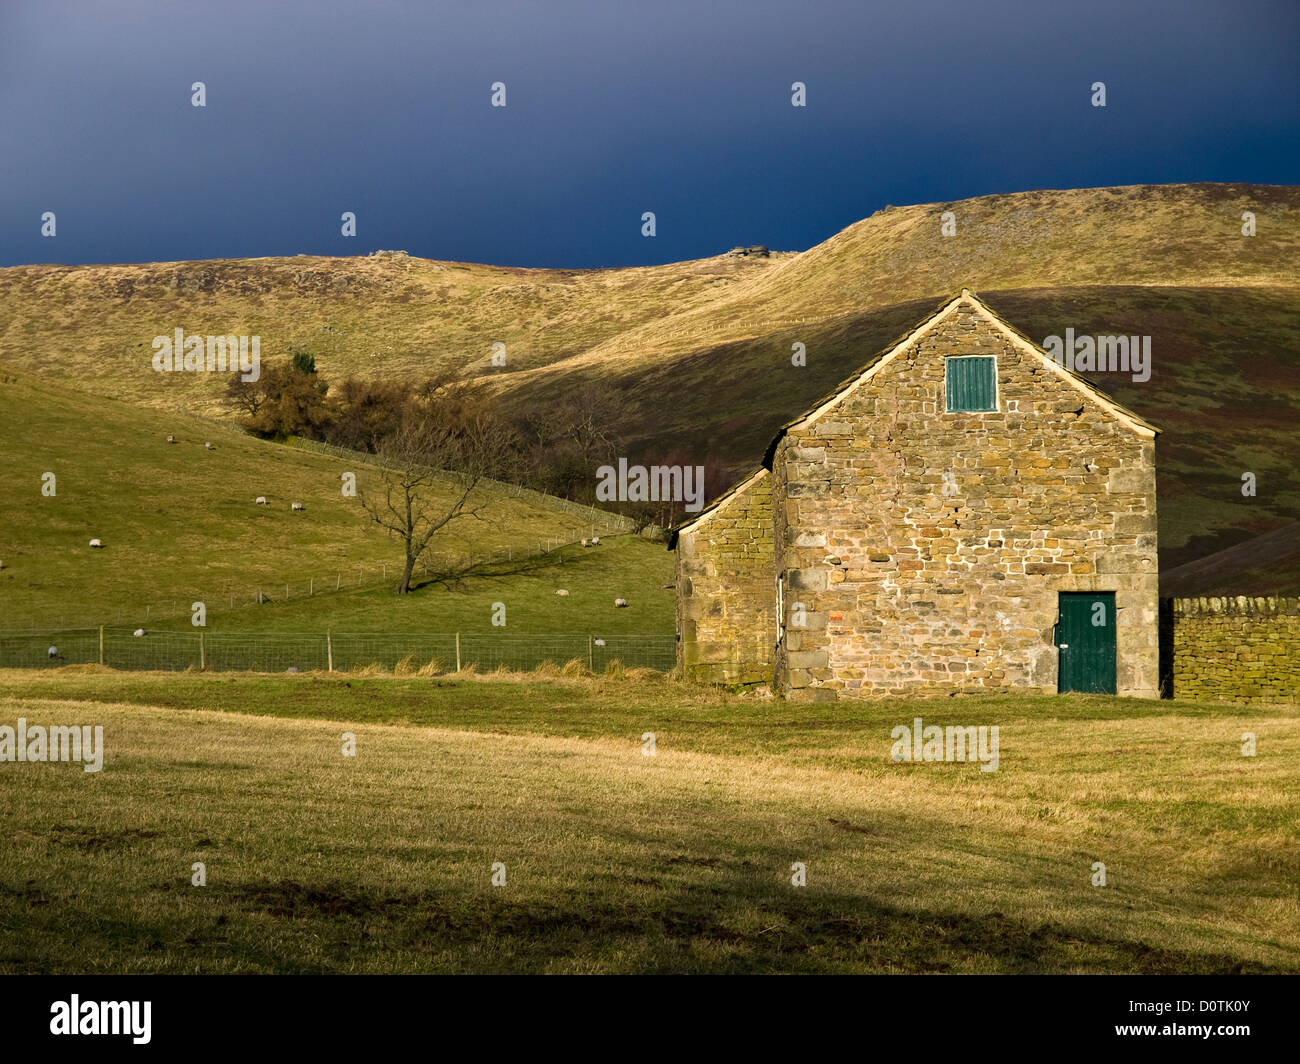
[670,288,1160,548]
[761,288,1159,466]
[666,466,767,548]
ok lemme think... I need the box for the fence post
[336,573,341,591]
[199,631,205,670]
[99,625,104,666]
[588,634,593,672]
[310,578,313,596]
[327,630,333,673]
[455,632,461,672]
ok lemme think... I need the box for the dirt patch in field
[229,878,431,919]
[48,825,162,853]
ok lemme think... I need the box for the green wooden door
[1056,592,1116,694]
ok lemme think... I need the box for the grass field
[0,372,655,631]
[1,671,1295,974]
[183,534,674,636]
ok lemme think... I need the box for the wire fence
[0,629,677,674]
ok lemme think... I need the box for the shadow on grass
[202,871,1281,975]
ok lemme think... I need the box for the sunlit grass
[1,672,1295,973]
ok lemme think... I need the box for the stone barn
[672,289,1160,700]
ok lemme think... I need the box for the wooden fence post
[588,634,593,673]
[199,631,205,670]
[327,630,334,673]
[455,632,462,672]
[99,625,104,666]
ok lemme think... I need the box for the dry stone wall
[1170,596,1299,703]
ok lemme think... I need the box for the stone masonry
[1169,596,1300,703]
[675,290,1163,699]
[675,471,776,684]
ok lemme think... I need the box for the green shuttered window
[945,356,997,412]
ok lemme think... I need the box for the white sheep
[204,441,214,450]
[581,538,589,547]
[614,597,628,608]
[291,501,305,511]
[89,538,104,548]
[166,434,176,444]
[591,536,600,546]
[133,628,146,637]
[255,496,268,506]
[554,589,569,597]
[593,638,606,647]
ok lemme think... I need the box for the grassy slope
[494,182,1300,380]
[0,250,784,416]
[188,535,674,636]
[3,184,1293,418]
[3,182,1297,586]
[0,372,668,630]
[1,672,1296,973]
[1161,523,1300,597]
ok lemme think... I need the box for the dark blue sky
[2,0,1297,269]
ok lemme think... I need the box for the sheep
[290,501,305,512]
[133,628,146,637]
[581,538,589,547]
[0,559,5,570]
[166,434,177,444]
[614,597,628,608]
[89,538,104,549]
[286,666,300,674]
[255,496,268,506]
[593,638,606,647]
[554,589,569,597]
[591,536,600,545]
[47,645,58,659]
[204,441,214,450]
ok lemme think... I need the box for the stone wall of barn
[675,472,776,685]
[773,301,1160,700]
[1168,596,1300,703]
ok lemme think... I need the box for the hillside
[1162,522,1300,597]
[0,371,666,630]
[0,250,784,416]
[517,182,1299,375]
[3,184,1293,416]
[3,181,1297,589]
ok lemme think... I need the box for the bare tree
[360,413,508,594]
